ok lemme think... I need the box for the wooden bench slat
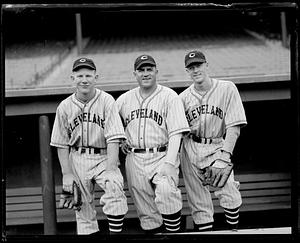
[239,180,291,190]
[6,197,291,226]
[6,172,292,226]
[235,173,291,182]
[6,187,42,197]
[240,188,291,197]
[6,173,291,196]
[6,195,42,204]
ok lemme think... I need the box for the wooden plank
[7,184,290,208]
[240,188,291,197]
[239,181,291,190]
[6,184,291,211]
[6,198,291,226]
[5,173,290,196]
[6,210,43,219]
[235,173,291,182]
[5,172,292,226]
[6,217,44,226]
[6,197,291,226]
[6,187,42,196]
[6,195,42,204]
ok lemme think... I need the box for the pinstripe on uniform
[116,84,190,231]
[51,88,128,234]
[179,79,247,230]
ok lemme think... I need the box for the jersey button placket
[201,116,205,137]
[140,123,144,141]
[83,106,88,146]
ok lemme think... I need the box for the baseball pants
[180,144,242,226]
[70,150,128,234]
[125,151,182,230]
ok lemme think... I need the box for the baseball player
[50,57,128,235]
[179,50,247,231]
[116,54,190,234]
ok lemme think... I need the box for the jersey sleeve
[50,104,70,148]
[115,93,129,128]
[225,83,247,129]
[103,94,126,143]
[166,94,191,138]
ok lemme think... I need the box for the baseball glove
[58,181,82,211]
[201,160,234,188]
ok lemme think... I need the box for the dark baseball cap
[72,57,96,71]
[134,54,156,70]
[185,50,206,68]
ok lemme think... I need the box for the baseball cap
[72,57,96,72]
[134,54,156,70]
[185,50,206,68]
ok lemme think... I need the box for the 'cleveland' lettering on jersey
[186,104,223,123]
[124,108,163,127]
[69,112,105,134]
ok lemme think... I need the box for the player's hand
[159,162,178,186]
[120,140,131,154]
[62,173,76,193]
[59,182,82,211]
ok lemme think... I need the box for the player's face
[186,62,209,84]
[71,68,98,95]
[134,65,158,89]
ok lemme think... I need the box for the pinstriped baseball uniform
[179,79,247,227]
[51,88,128,234]
[116,84,190,230]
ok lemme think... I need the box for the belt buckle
[81,148,86,153]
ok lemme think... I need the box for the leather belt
[129,146,167,153]
[74,147,107,155]
[190,134,222,144]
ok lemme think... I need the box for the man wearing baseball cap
[51,57,128,234]
[179,50,247,232]
[72,57,97,72]
[116,54,190,234]
[184,50,207,68]
[134,54,157,70]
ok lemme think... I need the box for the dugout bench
[6,172,291,229]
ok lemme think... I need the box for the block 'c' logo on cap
[189,53,196,58]
[141,55,148,60]
[79,58,86,62]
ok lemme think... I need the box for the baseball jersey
[179,79,247,138]
[51,88,126,148]
[116,84,190,148]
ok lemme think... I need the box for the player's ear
[70,74,75,81]
[94,74,99,80]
